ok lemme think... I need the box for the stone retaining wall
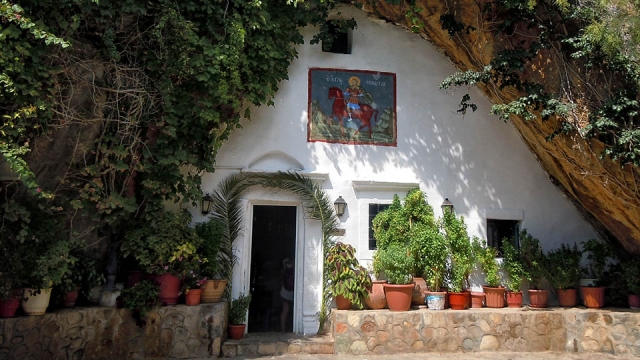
[0,303,227,359]
[332,308,640,357]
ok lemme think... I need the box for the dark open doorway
[248,205,297,333]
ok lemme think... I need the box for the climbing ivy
[0,0,344,236]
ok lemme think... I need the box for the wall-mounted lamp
[201,193,213,215]
[334,196,347,217]
[441,198,454,214]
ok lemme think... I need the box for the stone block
[221,344,236,357]
[350,340,368,354]
[257,343,276,355]
[479,335,499,350]
[462,338,475,351]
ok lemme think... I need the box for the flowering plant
[168,243,208,292]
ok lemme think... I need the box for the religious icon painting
[307,68,397,146]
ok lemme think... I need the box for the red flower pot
[581,286,605,308]
[0,297,20,318]
[528,289,549,308]
[384,283,413,311]
[506,291,523,308]
[228,324,246,340]
[557,288,577,307]
[156,273,181,305]
[63,289,80,308]
[471,292,485,308]
[482,286,505,308]
[364,280,387,309]
[335,295,352,310]
[628,294,640,309]
[185,288,202,306]
[448,292,467,310]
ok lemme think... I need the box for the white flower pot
[22,288,52,316]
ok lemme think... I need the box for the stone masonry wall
[0,303,227,359]
[332,308,640,357]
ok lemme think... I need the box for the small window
[487,219,519,256]
[369,203,390,250]
[322,21,351,54]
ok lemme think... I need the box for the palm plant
[209,171,338,333]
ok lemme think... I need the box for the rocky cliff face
[357,0,640,255]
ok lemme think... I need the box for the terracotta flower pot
[463,289,471,309]
[228,324,246,340]
[335,295,352,310]
[425,291,446,310]
[506,291,523,308]
[482,286,505,308]
[448,292,467,310]
[470,292,485,308]
[581,286,605,308]
[0,297,20,318]
[528,289,549,308]
[364,280,387,309]
[383,283,413,311]
[557,288,577,307]
[201,280,227,303]
[156,273,181,305]
[412,277,427,305]
[628,294,640,309]
[185,288,202,306]
[63,288,80,308]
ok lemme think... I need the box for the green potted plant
[622,258,640,309]
[520,229,549,308]
[57,242,105,308]
[580,238,613,308]
[441,211,474,310]
[228,293,252,340]
[196,218,229,303]
[502,241,528,308]
[415,225,448,310]
[373,189,437,305]
[326,242,371,310]
[477,239,504,308]
[546,243,581,307]
[174,243,208,306]
[121,207,203,305]
[120,279,160,327]
[373,243,414,311]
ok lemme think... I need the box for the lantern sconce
[201,193,214,215]
[334,196,347,217]
[441,198,454,214]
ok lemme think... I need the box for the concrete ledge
[0,302,228,359]
[331,307,640,357]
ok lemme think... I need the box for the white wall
[196,6,599,333]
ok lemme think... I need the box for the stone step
[221,332,334,357]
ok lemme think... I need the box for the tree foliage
[440,0,640,167]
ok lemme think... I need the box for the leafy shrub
[326,242,371,308]
[546,243,581,290]
[229,293,252,325]
[374,243,413,285]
